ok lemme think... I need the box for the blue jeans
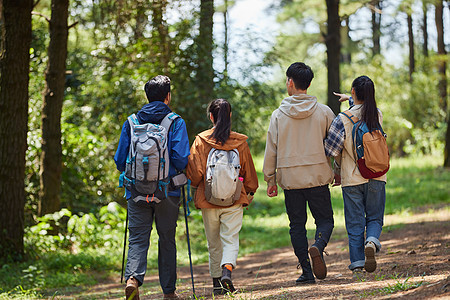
[284,185,334,266]
[342,180,386,270]
[125,196,180,294]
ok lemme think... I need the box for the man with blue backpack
[114,75,190,300]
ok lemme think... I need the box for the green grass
[358,273,425,298]
[0,154,448,298]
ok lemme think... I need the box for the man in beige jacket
[263,62,336,284]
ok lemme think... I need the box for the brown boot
[125,277,140,300]
[163,292,179,299]
[309,245,327,280]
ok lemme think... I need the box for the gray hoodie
[263,94,336,190]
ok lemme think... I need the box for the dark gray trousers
[124,196,180,294]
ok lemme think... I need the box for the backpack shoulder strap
[340,110,359,125]
[127,114,139,135]
[160,112,180,133]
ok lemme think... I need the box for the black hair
[285,62,314,90]
[144,75,171,102]
[207,98,231,145]
[352,75,380,131]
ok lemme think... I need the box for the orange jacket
[187,128,259,209]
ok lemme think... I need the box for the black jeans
[284,185,334,265]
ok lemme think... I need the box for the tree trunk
[0,0,33,261]
[435,1,449,167]
[371,0,382,57]
[435,1,447,114]
[325,0,341,115]
[39,0,69,217]
[152,0,169,74]
[422,0,428,57]
[134,0,147,42]
[407,12,415,82]
[223,0,228,80]
[340,17,351,64]
[198,0,214,104]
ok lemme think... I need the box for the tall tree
[38,0,69,216]
[223,0,228,80]
[422,0,428,56]
[371,0,382,57]
[0,0,33,261]
[152,0,169,74]
[197,0,215,105]
[435,0,449,167]
[407,9,415,82]
[325,0,341,115]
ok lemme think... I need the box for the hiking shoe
[364,241,377,273]
[221,265,236,293]
[352,267,365,280]
[213,277,226,295]
[309,245,327,279]
[163,292,179,299]
[296,273,316,284]
[296,262,315,284]
[125,277,140,300]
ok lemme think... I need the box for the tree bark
[197,0,214,104]
[407,12,415,82]
[39,0,69,217]
[152,0,169,74]
[422,0,428,57]
[223,0,228,80]
[325,0,341,115]
[435,1,449,167]
[0,0,33,261]
[371,0,382,57]
[340,17,351,64]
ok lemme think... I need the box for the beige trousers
[201,204,243,278]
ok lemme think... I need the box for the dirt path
[62,208,450,299]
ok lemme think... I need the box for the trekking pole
[121,208,129,283]
[182,185,195,296]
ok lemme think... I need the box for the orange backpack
[341,111,390,179]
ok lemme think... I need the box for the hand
[333,92,350,102]
[332,173,341,187]
[267,185,278,197]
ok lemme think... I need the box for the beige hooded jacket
[263,94,336,190]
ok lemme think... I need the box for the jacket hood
[136,101,172,124]
[198,128,248,150]
[279,94,318,119]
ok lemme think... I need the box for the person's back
[324,75,387,276]
[263,62,335,285]
[114,75,190,300]
[264,93,335,190]
[187,98,258,295]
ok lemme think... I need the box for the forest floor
[58,206,450,300]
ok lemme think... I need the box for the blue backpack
[119,112,179,202]
[341,111,390,179]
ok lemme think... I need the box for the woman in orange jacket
[186,98,258,295]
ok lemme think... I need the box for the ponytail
[352,76,379,131]
[207,98,231,145]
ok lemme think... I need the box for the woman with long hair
[187,99,258,295]
[324,75,387,277]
